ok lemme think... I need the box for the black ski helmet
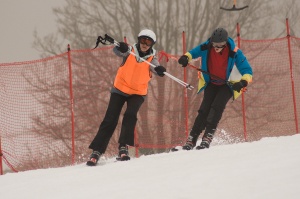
[210,28,228,43]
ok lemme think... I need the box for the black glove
[116,42,129,53]
[154,65,166,77]
[232,80,248,92]
[178,55,189,67]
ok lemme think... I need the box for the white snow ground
[0,134,300,199]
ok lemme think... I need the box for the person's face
[212,41,227,53]
[139,37,153,52]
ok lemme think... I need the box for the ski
[86,157,99,166]
[86,156,131,166]
[170,146,182,152]
[116,155,131,161]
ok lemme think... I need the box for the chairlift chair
[220,0,249,11]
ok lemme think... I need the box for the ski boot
[116,146,130,161]
[195,140,210,150]
[196,131,214,150]
[86,151,102,166]
[182,135,198,150]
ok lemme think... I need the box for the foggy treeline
[33,0,300,57]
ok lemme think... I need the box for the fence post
[182,31,189,138]
[285,18,299,134]
[67,44,76,164]
[236,23,248,142]
[0,136,3,175]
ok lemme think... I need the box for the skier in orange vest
[87,29,166,165]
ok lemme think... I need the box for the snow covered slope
[1,135,300,199]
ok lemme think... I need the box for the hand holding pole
[95,34,194,90]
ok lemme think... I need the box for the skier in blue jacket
[178,27,253,150]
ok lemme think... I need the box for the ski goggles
[139,37,153,46]
[212,42,226,49]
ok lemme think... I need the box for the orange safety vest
[114,50,153,95]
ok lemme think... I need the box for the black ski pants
[89,92,144,153]
[189,83,233,138]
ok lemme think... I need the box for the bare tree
[34,0,295,56]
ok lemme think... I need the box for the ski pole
[159,52,232,86]
[187,63,232,86]
[94,34,194,90]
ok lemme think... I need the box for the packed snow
[1,134,300,199]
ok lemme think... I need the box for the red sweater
[208,46,229,85]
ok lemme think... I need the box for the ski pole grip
[104,34,115,44]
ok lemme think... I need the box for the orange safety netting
[0,36,300,172]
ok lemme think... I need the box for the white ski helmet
[138,29,156,43]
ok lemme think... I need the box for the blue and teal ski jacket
[185,37,253,99]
